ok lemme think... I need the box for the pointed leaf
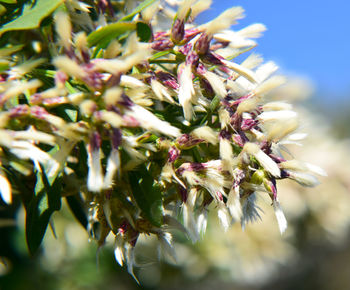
[119,0,157,22]
[128,165,163,227]
[87,22,136,48]
[25,166,62,255]
[0,0,63,36]
[66,195,88,229]
[136,22,152,42]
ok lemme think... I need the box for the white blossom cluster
[0,0,324,280]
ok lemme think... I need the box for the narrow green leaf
[0,44,24,57]
[136,22,152,42]
[26,167,62,255]
[87,22,136,48]
[119,0,157,22]
[128,165,163,227]
[0,60,9,72]
[66,195,88,229]
[0,0,17,4]
[0,0,63,36]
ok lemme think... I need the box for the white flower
[241,193,262,230]
[191,126,218,145]
[217,202,231,231]
[87,135,104,193]
[227,186,242,222]
[0,173,12,204]
[178,64,195,120]
[157,231,177,262]
[273,199,288,234]
[103,148,120,189]
[243,143,281,177]
[126,104,181,138]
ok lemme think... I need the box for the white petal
[183,203,199,242]
[191,126,218,145]
[227,186,242,222]
[273,200,288,234]
[178,65,195,120]
[87,148,104,192]
[258,110,297,122]
[158,232,177,263]
[0,174,12,204]
[244,143,280,177]
[127,105,181,138]
[103,149,120,189]
[217,203,231,231]
[197,210,208,235]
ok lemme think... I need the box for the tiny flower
[87,132,104,192]
[178,63,195,120]
[273,199,288,234]
[0,173,12,204]
[241,193,262,230]
[126,103,181,138]
[217,201,231,231]
[243,142,281,177]
[191,126,218,145]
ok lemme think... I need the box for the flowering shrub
[0,0,324,280]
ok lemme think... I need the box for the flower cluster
[0,0,324,280]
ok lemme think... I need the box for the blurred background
[1,0,350,289]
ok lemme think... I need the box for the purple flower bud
[151,38,174,51]
[111,128,122,149]
[30,93,43,105]
[183,28,201,43]
[179,43,193,56]
[219,129,232,140]
[269,154,286,164]
[176,133,203,149]
[189,162,206,171]
[179,186,188,203]
[171,18,185,44]
[194,33,211,55]
[42,97,67,106]
[118,94,133,108]
[30,106,49,119]
[156,71,179,89]
[168,146,180,162]
[216,191,224,201]
[202,52,223,65]
[9,105,30,118]
[233,169,245,188]
[241,119,257,131]
[232,134,244,147]
[200,78,214,97]
[122,115,139,127]
[55,71,68,87]
[196,63,207,75]
[185,51,199,67]
[90,131,102,151]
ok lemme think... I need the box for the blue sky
[197,0,350,101]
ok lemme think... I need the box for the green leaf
[26,167,62,255]
[0,0,17,4]
[119,0,157,22]
[136,22,152,42]
[128,165,163,227]
[87,22,136,48]
[0,44,24,57]
[0,0,63,36]
[66,195,88,229]
[0,59,9,72]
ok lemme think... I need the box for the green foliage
[0,0,63,36]
[128,165,163,227]
[87,22,136,48]
[26,166,62,255]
